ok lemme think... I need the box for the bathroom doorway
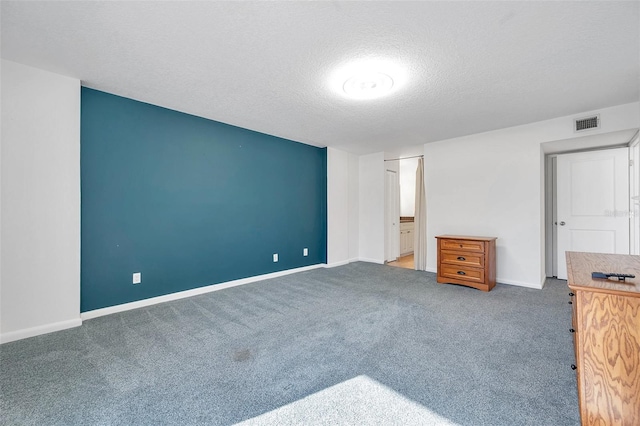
[386,157,420,270]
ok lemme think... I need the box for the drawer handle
[457,256,466,261]
[568,301,572,305]
[569,292,575,297]
[569,329,575,333]
[571,364,577,370]
[457,271,466,275]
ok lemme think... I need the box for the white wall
[327,148,359,266]
[327,148,349,265]
[424,102,640,288]
[1,60,81,343]
[327,147,360,266]
[359,152,385,263]
[399,157,419,216]
[348,153,360,261]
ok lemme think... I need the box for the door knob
[559,221,566,226]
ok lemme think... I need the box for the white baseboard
[0,318,82,344]
[540,276,550,288]
[357,257,385,264]
[81,263,325,320]
[325,260,351,268]
[496,278,544,289]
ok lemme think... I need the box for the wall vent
[574,115,600,132]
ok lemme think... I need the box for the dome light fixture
[342,72,394,100]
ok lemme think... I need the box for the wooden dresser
[566,252,640,426]
[435,235,496,292]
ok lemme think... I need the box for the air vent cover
[574,115,600,132]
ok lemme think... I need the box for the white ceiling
[2,1,638,154]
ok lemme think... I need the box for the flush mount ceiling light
[329,58,406,101]
[343,72,394,99]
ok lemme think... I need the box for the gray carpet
[0,262,579,425]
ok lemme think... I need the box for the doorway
[546,143,634,279]
[386,157,420,270]
[555,147,629,279]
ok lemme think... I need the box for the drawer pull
[457,256,466,261]
[568,301,572,305]
[570,329,575,333]
[457,271,466,275]
[571,364,577,370]
[569,292,575,297]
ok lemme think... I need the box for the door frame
[630,131,640,255]
[544,155,557,278]
[384,169,400,262]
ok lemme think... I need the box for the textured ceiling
[2,1,638,154]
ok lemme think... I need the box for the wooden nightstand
[435,235,496,292]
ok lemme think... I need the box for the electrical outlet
[133,272,141,284]
[303,248,308,256]
[273,253,278,262]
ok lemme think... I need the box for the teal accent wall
[81,88,327,312]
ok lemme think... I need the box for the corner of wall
[358,152,385,264]
[1,61,81,341]
[1,319,82,345]
[348,153,360,260]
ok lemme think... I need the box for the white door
[556,148,630,279]
[385,170,400,262]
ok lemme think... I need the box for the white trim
[424,266,437,274]
[326,258,361,267]
[325,260,351,268]
[544,154,556,278]
[497,277,544,290]
[81,264,324,320]
[358,257,385,264]
[0,318,82,344]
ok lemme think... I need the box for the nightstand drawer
[440,265,484,283]
[439,239,485,253]
[440,250,484,268]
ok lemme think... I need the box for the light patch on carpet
[235,375,459,425]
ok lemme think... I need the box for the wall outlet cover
[273,254,278,262]
[133,272,141,284]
